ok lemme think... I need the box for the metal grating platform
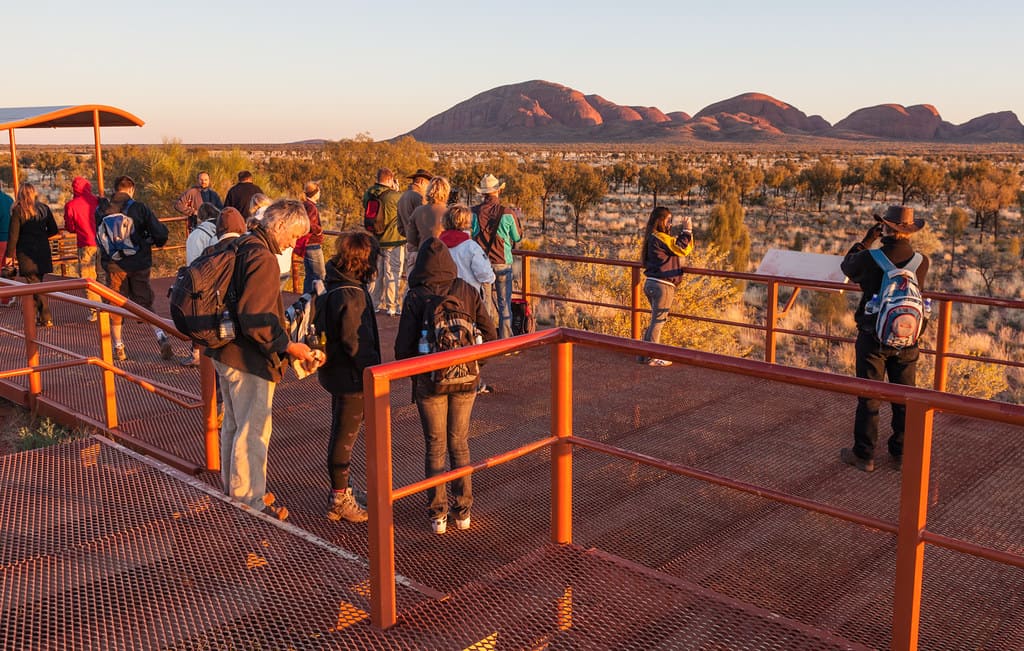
[1,278,1022,649]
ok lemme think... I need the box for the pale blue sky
[7,0,1021,144]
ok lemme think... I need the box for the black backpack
[168,237,245,348]
[418,285,480,394]
[510,298,536,336]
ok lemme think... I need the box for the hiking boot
[263,492,289,521]
[326,488,368,523]
[455,514,471,531]
[157,333,173,360]
[890,453,903,470]
[431,517,447,535]
[648,358,672,367]
[840,448,875,473]
[114,344,128,361]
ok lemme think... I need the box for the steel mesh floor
[1,277,1022,649]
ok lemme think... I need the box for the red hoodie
[64,177,99,247]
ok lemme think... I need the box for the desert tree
[962,160,1018,240]
[798,156,841,212]
[810,290,848,367]
[968,240,1015,296]
[560,162,606,240]
[638,162,671,207]
[607,159,639,194]
[946,207,969,276]
[839,157,868,203]
[883,157,942,205]
[537,157,567,234]
[708,192,751,272]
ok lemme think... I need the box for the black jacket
[96,193,169,273]
[395,238,497,391]
[316,261,381,395]
[205,224,291,382]
[8,202,58,276]
[841,236,930,332]
[642,231,691,285]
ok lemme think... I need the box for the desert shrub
[15,417,84,452]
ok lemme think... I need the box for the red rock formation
[692,93,830,134]
[834,104,943,140]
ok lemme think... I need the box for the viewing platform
[0,276,1022,650]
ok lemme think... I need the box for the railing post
[551,341,573,544]
[630,267,642,340]
[200,356,219,471]
[22,291,41,406]
[97,311,118,429]
[931,299,951,392]
[764,280,778,363]
[365,371,397,629]
[521,254,532,301]
[892,399,934,651]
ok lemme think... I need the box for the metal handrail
[362,326,1024,651]
[0,277,218,474]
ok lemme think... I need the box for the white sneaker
[455,514,471,530]
[648,359,672,367]
[157,333,173,360]
[114,344,128,361]
[431,517,447,535]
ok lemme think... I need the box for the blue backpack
[97,199,139,260]
[869,249,925,348]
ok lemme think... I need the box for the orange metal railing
[362,327,1024,651]
[513,249,1024,394]
[0,277,218,474]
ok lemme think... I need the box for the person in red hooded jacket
[63,177,102,321]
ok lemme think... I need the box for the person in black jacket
[97,176,171,361]
[317,231,381,523]
[395,238,496,534]
[639,206,693,366]
[840,206,930,472]
[5,183,58,326]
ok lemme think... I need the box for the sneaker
[431,517,447,535]
[263,492,289,521]
[455,514,471,531]
[839,448,875,473]
[179,355,199,367]
[87,310,98,323]
[157,334,173,360]
[114,344,128,361]
[326,488,368,523]
[477,383,493,395]
[648,359,672,367]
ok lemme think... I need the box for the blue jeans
[415,385,476,520]
[643,278,675,345]
[492,264,514,339]
[303,245,325,295]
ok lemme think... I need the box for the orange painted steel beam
[93,109,104,195]
[522,255,532,300]
[8,129,17,192]
[630,267,642,340]
[551,342,574,544]
[364,370,397,630]
[920,530,1024,569]
[568,436,898,534]
[892,400,934,651]
[97,311,118,429]
[765,280,779,363]
[21,290,41,403]
[200,357,219,471]
[932,299,952,392]
[391,436,557,502]
[0,358,87,380]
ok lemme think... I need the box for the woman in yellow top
[639,206,693,366]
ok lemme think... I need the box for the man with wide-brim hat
[838,205,930,473]
[470,173,522,339]
[398,169,433,279]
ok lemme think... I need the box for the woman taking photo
[4,183,59,326]
[317,230,381,523]
[639,206,693,366]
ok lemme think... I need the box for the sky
[6,0,1022,145]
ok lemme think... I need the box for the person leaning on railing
[638,206,693,367]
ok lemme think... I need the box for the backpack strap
[868,248,895,272]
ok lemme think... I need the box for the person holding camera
[839,206,929,472]
[639,206,693,366]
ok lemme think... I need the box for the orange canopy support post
[93,109,104,195]
[551,341,573,544]
[9,129,18,193]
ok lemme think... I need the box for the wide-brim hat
[476,173,505,194]
[407,168,432,181]
[878,205,924,233]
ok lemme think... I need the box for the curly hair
[330,230,380,285]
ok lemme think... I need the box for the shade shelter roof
[0,105,144,130]
[2,104,144,195]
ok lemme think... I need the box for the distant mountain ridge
[406,80,1024,143]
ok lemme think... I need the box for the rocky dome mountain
[404,80,1024,144]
